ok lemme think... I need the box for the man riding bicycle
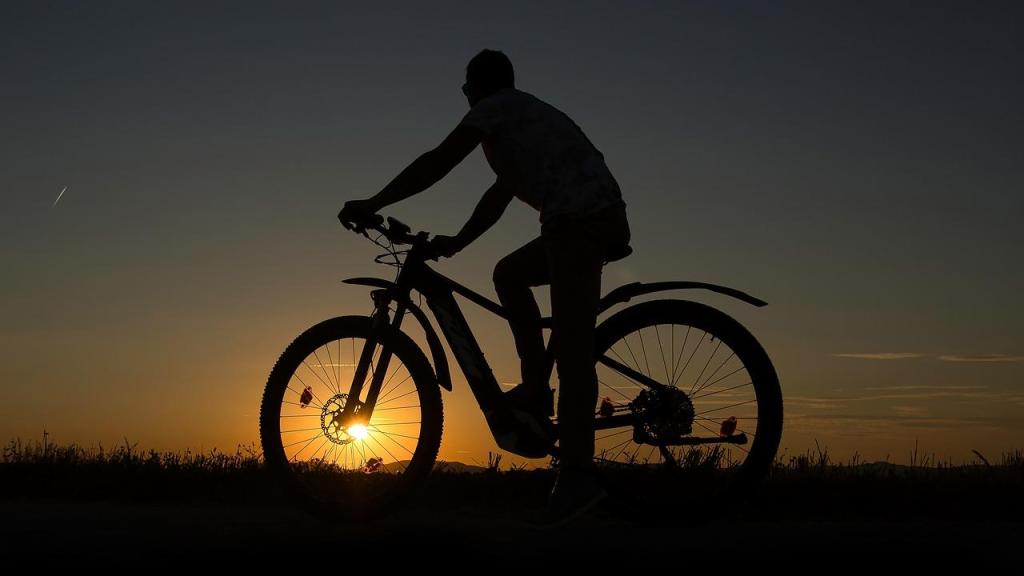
[339,49,631,524]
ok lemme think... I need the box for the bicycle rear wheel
[577,299,783,516]
[259,316,443,521]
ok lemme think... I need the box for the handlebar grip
[386,216,411,236]
[343,212,384,233]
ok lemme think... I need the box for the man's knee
[492,257,516,294]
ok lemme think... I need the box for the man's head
[463,49,514,106]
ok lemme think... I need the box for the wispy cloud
[833,352,1024,363]
[864,385,987,391]
[832,352,925,360]
[938,354,1024,363]
[891,405,930,417]
[788,387,1002,404]
[787,413,1017,430]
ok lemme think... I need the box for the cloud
[832,352,926,360]
[864,385,987,391]
[938,354,1024,363]
[787,413,1016,430]
[832,352,1024,363]
[788,388,1001,403]
[786,396,847,409]
[891,405,930,417]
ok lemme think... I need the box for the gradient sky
[2,1,1022,466]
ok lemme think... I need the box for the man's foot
[529,468,609,530]
[504,382,554,417]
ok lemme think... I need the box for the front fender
[342,277,453,392]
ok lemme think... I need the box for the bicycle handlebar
[341,212,435,257]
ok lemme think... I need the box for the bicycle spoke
[692,380,752,400]
[669,326,691,388]
[621,332,644,378]
[697,399,756,417]
[694,350,735,394]
[371,429,417,456]
[670,324,675,386]
[637,328,652,378]
[690,338,722,395]
[646,445,658,465]
[282,431,323,450]
[673,332,706,388]
[376,388,418,407]
[362,434,397,471]
[365,433,408,472]
[693,420,750,455]
[308,436,332,462]
[301,358,336,397]
[598,436,634,461]
[368,426,419,441]
[281,426,323,434]
[310,348,339,395]
[597,378,637,404]
[596,428,632,442]
[695,365,747,396]
[694,416,758,439]
[654,324,671,386]
[289,431,325,460]
[373,404,420,411]
[322,343,339,395]
[286,376,326,409]
[282,399,325,411]
[377,373,414,405]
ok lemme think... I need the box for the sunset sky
[2,1,1022,467]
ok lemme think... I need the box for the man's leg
[543,223,604,472]
[493,237,550,397]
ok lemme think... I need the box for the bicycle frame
[335,222,768,451]
[339,237,552,430]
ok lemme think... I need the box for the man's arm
[361,124,483,212]
[431,179,514,257]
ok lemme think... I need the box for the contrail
[52,186,67,207]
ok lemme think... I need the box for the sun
[348,424,369,441]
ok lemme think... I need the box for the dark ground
[2,445,1022,567]
[3,498,1020,567]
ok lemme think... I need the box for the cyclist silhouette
[339,49,631,524]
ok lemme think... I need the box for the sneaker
[504,382,554,417]
[484,403,555,459]
[530,468,608,529]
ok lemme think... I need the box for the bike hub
[321,394,368,445]
[630,386,696,445]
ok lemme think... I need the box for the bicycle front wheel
[259,316,443,521]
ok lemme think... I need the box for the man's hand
[428,235,464,259]
[338,199,379,229]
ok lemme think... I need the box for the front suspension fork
[337,289,405,427]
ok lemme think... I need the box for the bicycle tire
[259,316,443,522]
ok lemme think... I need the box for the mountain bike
[259,214,783,521]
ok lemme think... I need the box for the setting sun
[348,424,370,441]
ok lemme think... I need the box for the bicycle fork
[334,289,405,429]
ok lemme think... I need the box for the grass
[2,436,1022,522]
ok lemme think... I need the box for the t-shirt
[458,87,625,224]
